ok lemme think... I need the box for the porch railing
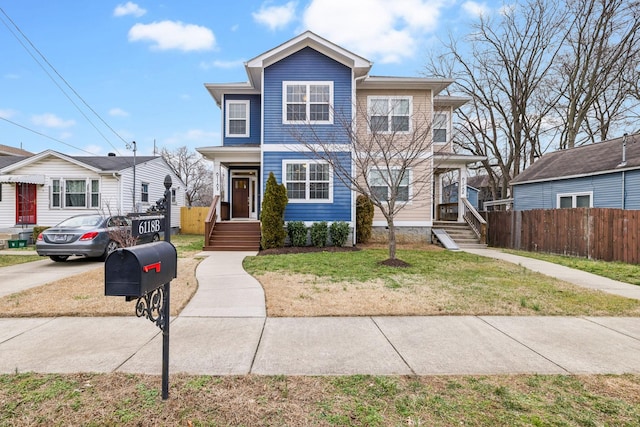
[462,198,487,244]
[204,195,219,245]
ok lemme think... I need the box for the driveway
[0,256,103,298]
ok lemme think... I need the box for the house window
[368,96,411,133]
[51,179,61,207]
[283,81,333,124]
[283,161,332,202]
[433,112,448,143]
[225,100,249,137]
[65,180,86,207]
[369,168,410,202]
[90,179,100,208]
[141,182,149,203]
[50,178,101,209]
[171,188,177,204]
[557,192,592,208]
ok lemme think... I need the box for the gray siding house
[511,134,640,210]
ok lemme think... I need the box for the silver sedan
[35,214,159,262]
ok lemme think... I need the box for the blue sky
[0,0,493,157]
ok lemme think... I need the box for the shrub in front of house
[329,221,349,247]
[356,194,374,243]
[310,221,328,247]
[260,172,288,249]
[287,221,307,247]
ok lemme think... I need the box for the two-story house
[198,31,484,250]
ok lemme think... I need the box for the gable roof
[0,144,33,156]
[511,134,640,185]
[205,31,373,106]
[0,150,159,174]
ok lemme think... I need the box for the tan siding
[356,89,434,226]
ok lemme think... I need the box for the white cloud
[253,1,297,31]
[3,73,20,80]
[31,113,75,129]
[83,144,104,155]
[200,59,245,70]
[462,1,489,18]
[109,108,130,117]
[164,129,218,145]
[128,21,216,52]
[0,109,17,119]
[302,0,446,64]
[114,2,147,18]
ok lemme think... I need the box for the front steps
[203,221,261,251]
[432,221,486,249]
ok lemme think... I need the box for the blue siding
[263,151,352,222]
[263,47,352,145]
[222,94,261,146]
[513,173,625,210]
[467,187,479,209]
[624,170,640,209]
[444,183,479,209]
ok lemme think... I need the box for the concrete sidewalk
[1,249,639,376]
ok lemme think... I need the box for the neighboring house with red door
[0,150,185,235]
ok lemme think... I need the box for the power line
[0,6,130,157]
[0,116,97,155]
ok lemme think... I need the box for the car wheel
[50,255,69,262]
[152,233,160,242]
[100,240,119,261]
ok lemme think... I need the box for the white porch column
[212,160,222,221]
[458,166,468,221]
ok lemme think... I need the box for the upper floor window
[283,81,333,124]
[433,112,448,143]
[557,192,592,208]
[368,96,412,133]
[369,168,411,202]
[51,178,100,209]
[141,182,149,203]
[226,100,250,137]
[283,160,332,202]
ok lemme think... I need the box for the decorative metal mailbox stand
[105,175,174,400]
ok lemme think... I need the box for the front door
[16,183,37,224]
[232,178,249,218]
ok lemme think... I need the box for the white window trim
[556,191,593,208]
[282,81,334,125]
[50,178,101,209]
[225,99,250,138]
[141,182,150,204]
[367,96,413,134]
[282,160,334,203]
[368,167,413,204]
[433,111,449,144]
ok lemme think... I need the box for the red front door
[16,183,37,224]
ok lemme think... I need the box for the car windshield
[57,215,104,228]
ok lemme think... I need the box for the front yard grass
[1,372,639,426]
[0,234,204,317]
[504,249,640,285]
[0,254,42,267]
[244,248,640,317]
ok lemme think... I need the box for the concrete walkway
[1,249,640,376]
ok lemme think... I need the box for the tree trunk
[387,218,397,260]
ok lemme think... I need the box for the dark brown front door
[16,183,37,224]
[232,178,249,218]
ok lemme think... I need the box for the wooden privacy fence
[180,207,210,235]
[486,208,640,263]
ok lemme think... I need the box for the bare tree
[160,146,213,207]
[426,0,564,197]
[554,0,640,148]
[289,101,440,262]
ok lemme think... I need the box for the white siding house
[0,150,185,231]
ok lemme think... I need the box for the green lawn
[503,249,640,285]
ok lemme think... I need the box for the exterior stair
[204,221,261,251]
[432,221,486,249]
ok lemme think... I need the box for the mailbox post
[104,175,174,400]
